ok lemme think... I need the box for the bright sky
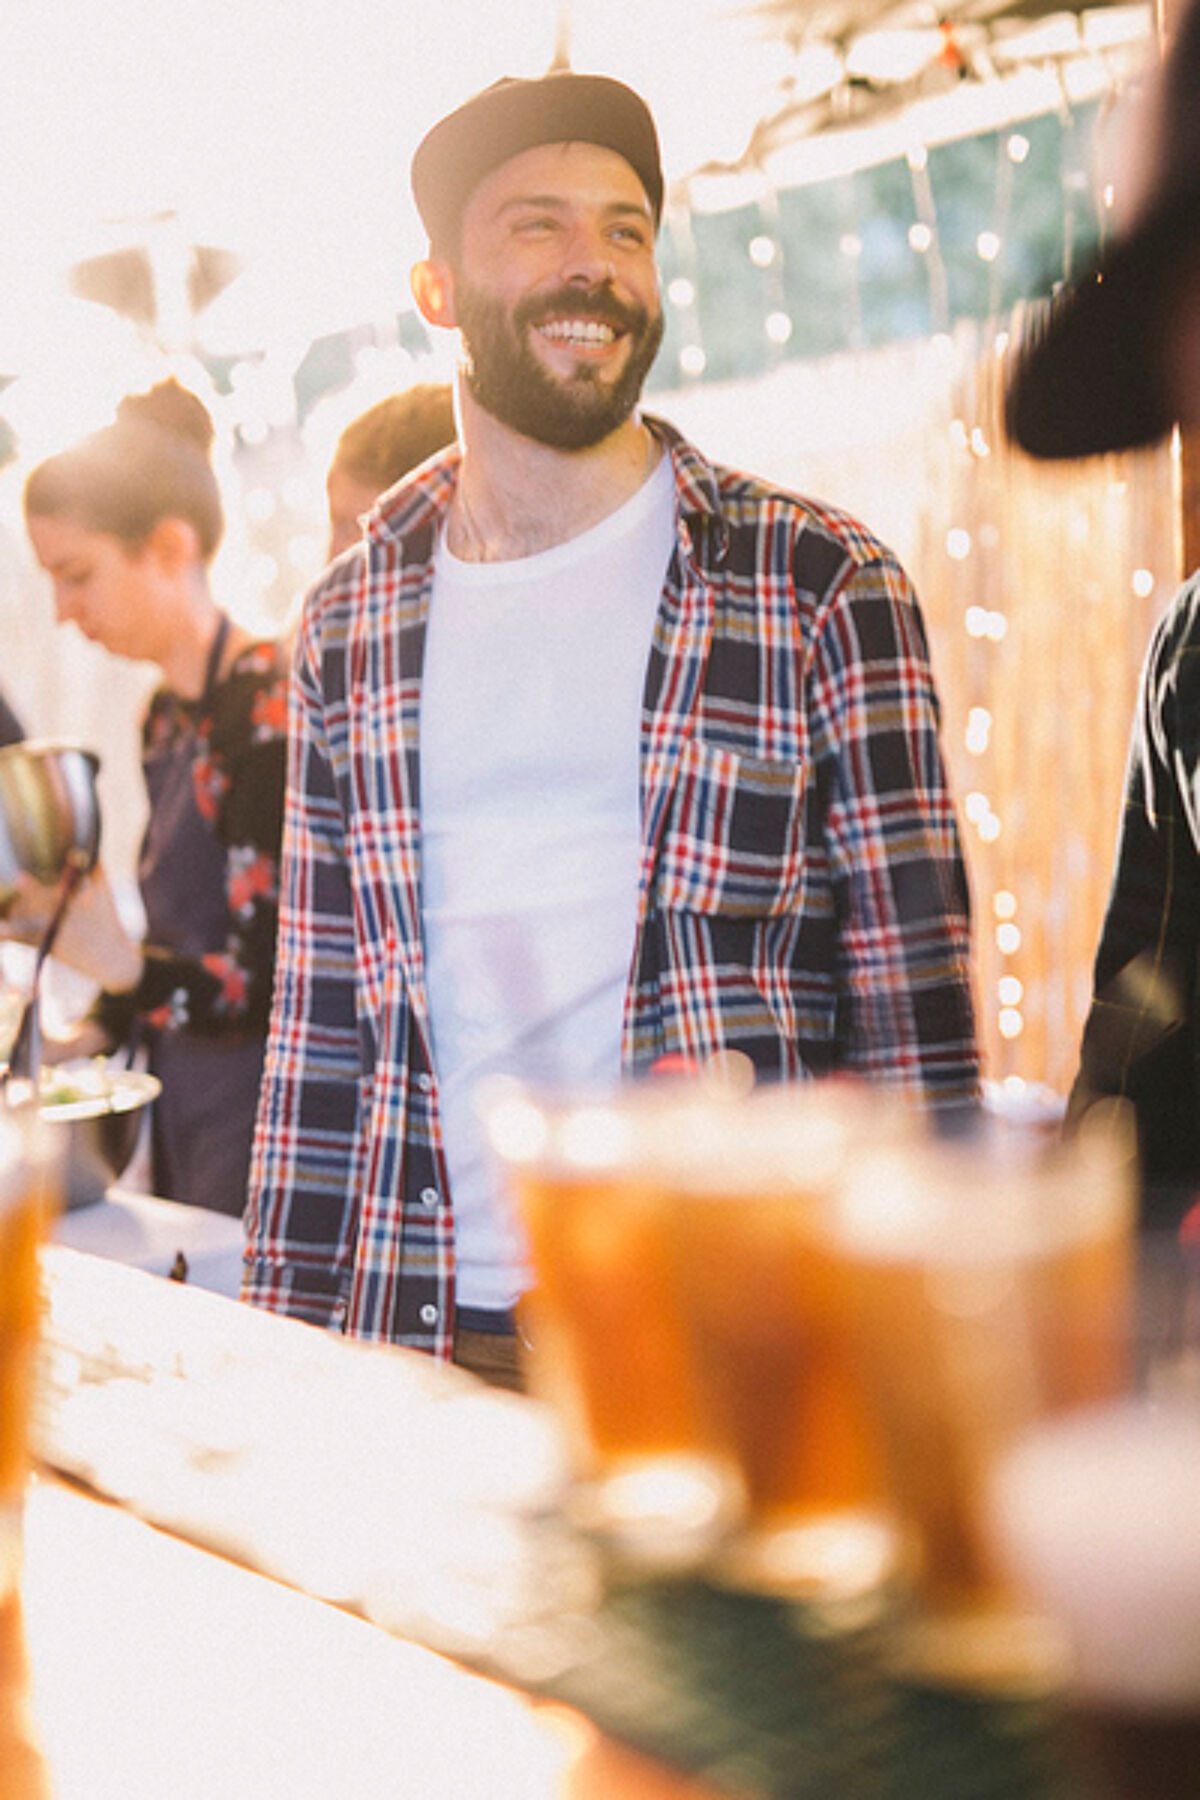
[0,0,783,350]
[0,0,1148,461]
[0,0,795,466]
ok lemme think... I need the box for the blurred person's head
[326,383,455,558]
[23,379,222,663]
[1005,0,1200,459]
[409,72,665,452]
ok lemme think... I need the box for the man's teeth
[539,319,616,345]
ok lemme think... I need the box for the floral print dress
[96,620,289,1215]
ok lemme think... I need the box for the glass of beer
[831,1106,1137,1687]
[665,1080,910,1612]
[481,1076,739,1570]
[0,1103,61,1606]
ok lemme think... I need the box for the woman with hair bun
[16,378,288,1218]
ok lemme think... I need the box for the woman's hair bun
[116,378,215,460]
[24,376,225,559]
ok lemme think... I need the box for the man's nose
[560,225,616,287]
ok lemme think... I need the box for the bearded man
[243,72,979,1387]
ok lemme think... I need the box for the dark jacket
[1069,573,1200,1229]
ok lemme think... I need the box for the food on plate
[38,1059,158,1118]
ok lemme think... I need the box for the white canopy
[0,0,1151,377]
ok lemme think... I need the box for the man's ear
[411,257,456,329]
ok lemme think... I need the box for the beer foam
[989,1401,1200,1709]
[483,1072,918,1195]
[478,1077,653,1177]
[836,1128,1132,1264]
[649,1083,863,1198]
[557,1103,637,1172]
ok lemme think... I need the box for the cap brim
[1004,198,1190,460]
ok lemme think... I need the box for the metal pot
[0,741,102,911]
[40,1068,161,1210]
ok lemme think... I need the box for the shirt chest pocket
[655,736,809,919]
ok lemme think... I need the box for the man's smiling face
[448,139,664,449]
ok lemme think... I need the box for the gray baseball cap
[411,71,664,251]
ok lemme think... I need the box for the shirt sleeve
[241,614,364,1329]
[95,647,288,1045]
[805,551,980,1110]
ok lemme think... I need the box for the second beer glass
[833,1108,1136,1686]
[664,1081,906,1608]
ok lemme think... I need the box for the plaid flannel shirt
[243,418,979,1351]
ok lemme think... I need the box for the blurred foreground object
[484,1072,911,1612]
[481,1073,738,1574]
[26,1241,1153,1798]
[486,1070,1140,1661]
[0,1586,52,1800]
[658,1078,914,1610]
[0,1109,62,1606]
[991,1400,1200,1799]
[832,1104,1137,1689]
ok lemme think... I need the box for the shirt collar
[645,413,728,566]
[366,445,461,545]
[363,414,727,559]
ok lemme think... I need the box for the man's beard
[454,277,664,451]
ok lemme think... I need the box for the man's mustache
[515,285,651,337]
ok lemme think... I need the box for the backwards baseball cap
[1005,4,1200,460]
[411,70,664,251]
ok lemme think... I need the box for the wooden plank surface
[31,1246,581,1658]
[15,1249,732,1798]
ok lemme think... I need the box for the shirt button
[419,1304,439,1326]
[419,1186,439,1209]
[415,1073,434,1093]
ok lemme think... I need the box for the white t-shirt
[420,455,675,1309]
